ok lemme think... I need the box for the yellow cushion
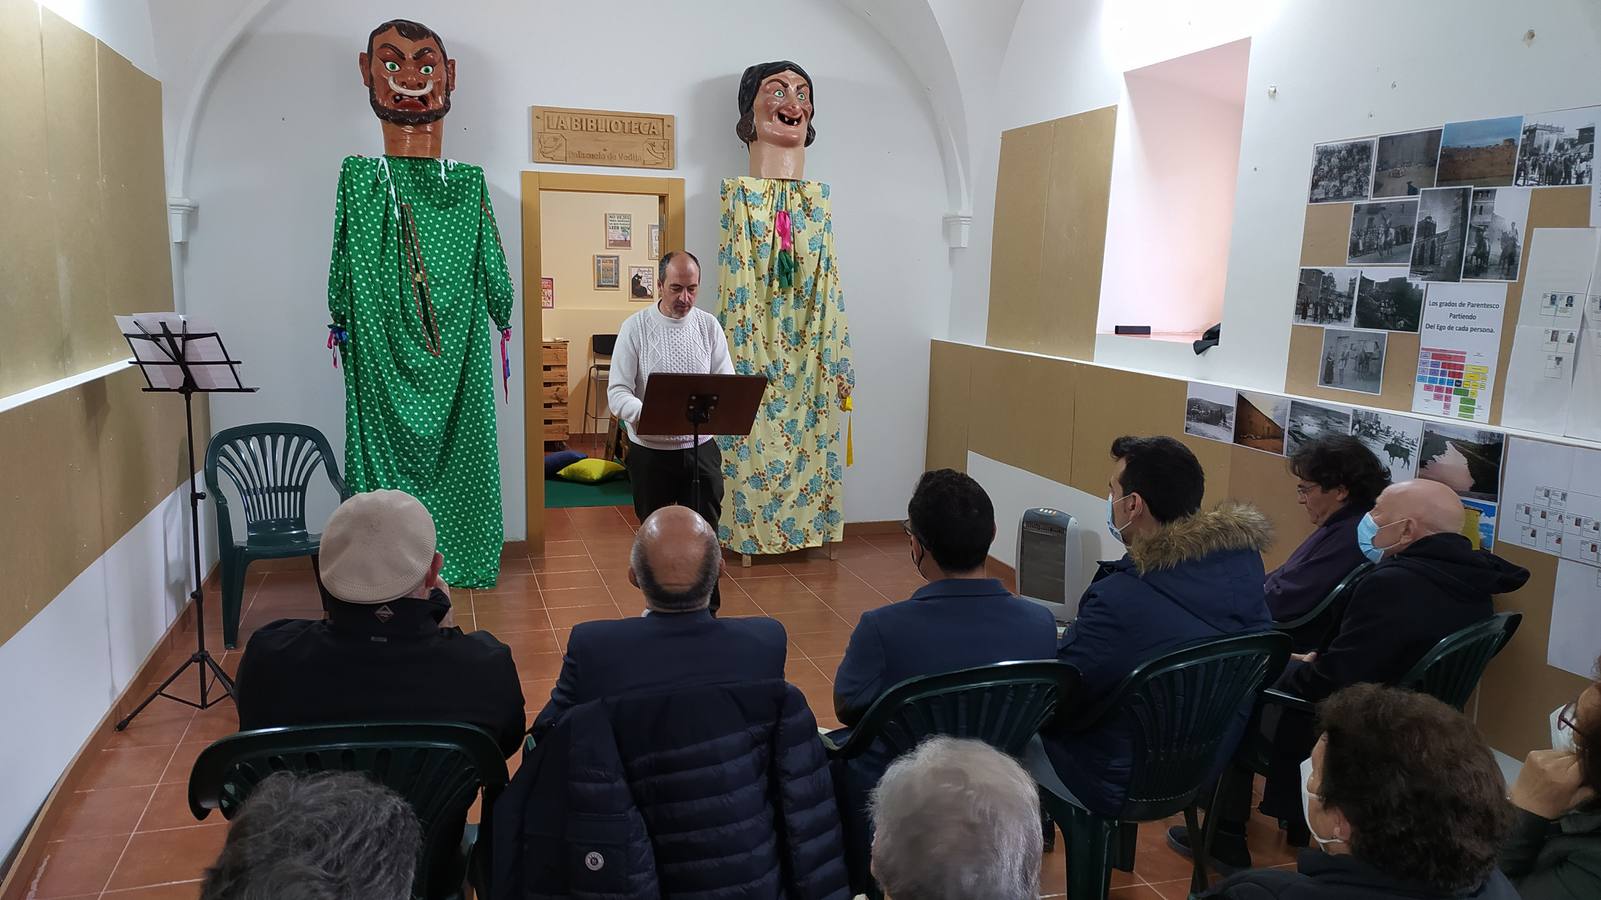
[557,458,626,484]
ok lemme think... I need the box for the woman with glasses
[1502,655,1601,899]
[1265,435,1391,627]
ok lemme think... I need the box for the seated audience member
[1046,436,1273,816]
[200,771,421,900]
[1181,477,1531,868]
[531,505,786,738]
[869,737,1042,900]
[1501,654,1601,900]
[235,490,525,756]
[833,468,1057,726]
[1266,435,1390,625]
[1209,684,1517,900]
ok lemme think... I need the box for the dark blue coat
[1047,503,1275,816]
[831,578,1059,725]
[492,680,849,900]
[531,610,787,739]
[1264,502,1369,622]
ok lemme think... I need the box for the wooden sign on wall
[531,106,675,170]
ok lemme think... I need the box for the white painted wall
[167,0,953,539]
[952,0,1601,390]
[966,451,1112,590]
[36,0,158,77]
[0,483,202,859]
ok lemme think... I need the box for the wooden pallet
[542,340,569,447]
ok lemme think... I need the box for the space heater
[1016,507,1084,623]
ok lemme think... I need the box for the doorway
[519,172,685,551]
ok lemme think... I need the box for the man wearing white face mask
[1209,683,1519,900]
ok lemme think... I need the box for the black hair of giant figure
[736,60,817,147]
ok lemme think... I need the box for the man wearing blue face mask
[1043,436,1274,817]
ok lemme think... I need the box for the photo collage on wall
[1296,104,1597,421]
[1183,381,1505,549]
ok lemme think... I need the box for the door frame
[519,171,686,552]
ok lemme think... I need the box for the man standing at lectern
[609,250,733,613]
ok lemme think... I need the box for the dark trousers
[624,438,724,614]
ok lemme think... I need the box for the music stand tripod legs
[116,384,235,729]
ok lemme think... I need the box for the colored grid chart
[1416,347,1490,420]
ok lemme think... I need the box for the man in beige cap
[235,489,525,757]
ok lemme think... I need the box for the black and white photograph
[1372,128,1442,197]
[1318,327,1387,395]
[1409,187,1471,283]
[1183,381,1236,443]
[1350,408,1423,481]
[1463,187,1531,281]
[1418,421,1505,503]
[1437,116,1523,188]
[1308,138,1375,203]
[1293,267,1359,326]
[1516,107,1597,187]
[1355,268,1424,332]
[1233,390,1289,455]
[1286,400,1353,457]
[1346,199,1417,265]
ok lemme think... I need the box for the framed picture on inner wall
[648,223,661,259]
[541,276,555,309]
[605,212,632,249]
[594,254,620,289]
[629,265,656,301]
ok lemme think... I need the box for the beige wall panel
[40,8,111,376]
[1286,325,1419,412]
[1035,107,1118,360]
[1178,435,1234,512]
[0,0,64,397]
[925,340,977,472]
[1475,542,1589,757]
[1069,366,1184,494]
[966,350,1076,484]
[1485,186,1591,425]
[97,42,173,327]
[1225,446,1313,571]
[985,123,1053,352]
[1300,203,1354,267]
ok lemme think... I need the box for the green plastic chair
[823,660,1080,899]
[1024,632,1291,900]
[188,721,508,900]
[1273,561,1373,654]
[205,423,349,648]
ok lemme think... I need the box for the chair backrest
[592,333,618,358]
[189,722,507,899]
[205,423,345,538]
[1397,612,1521,711]
[833,661,1079,761]
[1076,632,1291,821]
[1275,561,1373,651]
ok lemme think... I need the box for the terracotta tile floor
[13,505,1295,897]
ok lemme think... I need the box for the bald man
[1182,478,1530,870]
[529,507,786,738]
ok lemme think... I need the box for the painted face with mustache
[359,25,455,126]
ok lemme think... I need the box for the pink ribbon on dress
[775,209,793,252]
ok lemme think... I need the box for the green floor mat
[545,476,633,509]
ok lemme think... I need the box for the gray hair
[630,530,720,612]
[870,737,1041,900]
[200,771,421,900]
[658,249,700,285]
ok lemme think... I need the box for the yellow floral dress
[715,177,855,555]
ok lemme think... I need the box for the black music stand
[115,315,255,730]
[635,373,766,512]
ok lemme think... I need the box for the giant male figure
[327,19,514,587]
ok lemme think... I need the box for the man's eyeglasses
[1559,701,1580,734]
[1295,482,1319,498]
[901,519,916,539]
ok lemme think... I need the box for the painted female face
[359,26,455,125]
[754,70,812,149]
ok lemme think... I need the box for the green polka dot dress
[327,155,514,588]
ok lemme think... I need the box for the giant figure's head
[736,61,815,149]
[359,19,455,126]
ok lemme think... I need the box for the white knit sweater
[607,305,734,450]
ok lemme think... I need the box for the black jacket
[492,680,849,900]
[531,610,787,739]
[1210,851,1521,900]
[1279,533,1529,703]
[1499,806,1601,900]
[235,591,526,757]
